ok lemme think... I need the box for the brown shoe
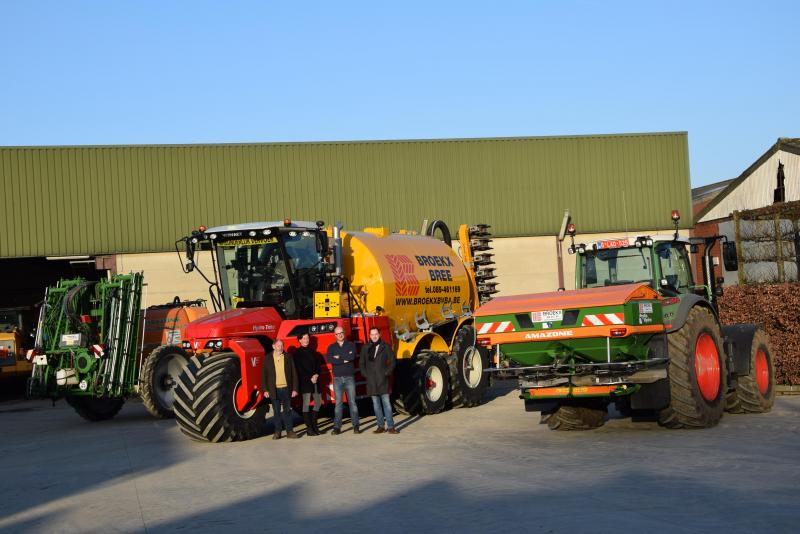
[272,431,282,440]
[387,427,399,434]
[286,431,300,439]
[373,427,385,434]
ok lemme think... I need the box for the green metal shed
[0,132,691,258]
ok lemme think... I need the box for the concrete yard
[1,382,798,533]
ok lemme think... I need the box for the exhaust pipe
[333,223,344,276]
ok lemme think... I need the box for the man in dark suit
[263,339,300,439]
[359,326,398,434]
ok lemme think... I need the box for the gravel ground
[1,381,798,533]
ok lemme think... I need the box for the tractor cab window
[283,230,325,315]
[217,237,294,314]
[214,229,324,318]
[656,243,693,292]
[579,247,653,288]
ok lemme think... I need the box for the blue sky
[2,1,797,186]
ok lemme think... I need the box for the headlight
[204,340,224,350]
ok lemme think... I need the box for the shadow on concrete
[4,470,794,533]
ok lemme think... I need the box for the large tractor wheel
[173,354,207,441]
[174,352,269,442]
[140,345,189,419]
[66,396,125,422]
[394,352,450,415]
[542,401,606,430]
[449,326,490,408]
[659,306,727,429]
[726,329,776,414]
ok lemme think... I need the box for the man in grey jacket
[359,326,398,434]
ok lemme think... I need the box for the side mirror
[722,242,739,271]
[318,231,329,255]
[690,244,699,253]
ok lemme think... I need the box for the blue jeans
[333,376,359,429]
[371,393,394,429]
[271,387,293,434]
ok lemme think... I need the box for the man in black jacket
[326,326,360,434]
[359,326,398,434]
[263,339,300,439]
[293,332,324,436]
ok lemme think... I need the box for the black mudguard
[665,294,718,333]
[720,324,759,376]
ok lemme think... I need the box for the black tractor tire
[449,326,490,408]
[726,329,776,414]
[393,352,450,415]
[140,345,190,419]
[66,396,125,422]
[542,401,606,430]
[174,352,268,443]
[173,353,208,441]
[659,306,727,429]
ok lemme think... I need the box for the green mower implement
[26,274,145,421]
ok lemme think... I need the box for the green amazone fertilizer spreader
[474,212,777,431]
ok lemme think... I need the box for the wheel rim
[425,365,444,402]
[153,353,187,409]
[694,333,721,402]
[233,379,257,418]
[755,349,770,396]
[463,347,483,389]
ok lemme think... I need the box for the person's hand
[264,391,270,398]
[311,374,318,384]
[291,390,298,398]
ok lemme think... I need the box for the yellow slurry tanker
[172,219,494,442]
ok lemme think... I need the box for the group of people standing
[261,326,399,439]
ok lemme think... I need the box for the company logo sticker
[385,254,421,296]
[532,309,563,322]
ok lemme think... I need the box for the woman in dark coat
[358,326,398,434]
[293,332,324,436]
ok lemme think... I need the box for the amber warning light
[671,210,680,222]
[198,225,207,232]
[566,223,576,235]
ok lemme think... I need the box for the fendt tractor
[475,210,776,430]
[170,218,494,442]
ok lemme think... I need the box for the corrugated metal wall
[0,133,691,258]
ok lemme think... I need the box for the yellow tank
[342,228,476,332]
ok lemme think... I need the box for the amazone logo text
[524,330,574,340]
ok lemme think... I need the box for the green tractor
[26,274,145,421]
[474,211,775,430]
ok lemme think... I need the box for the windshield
[580,247,653,288]
[215,229,323,317]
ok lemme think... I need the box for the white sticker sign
[639,302,653,313]
[531,309,563,322]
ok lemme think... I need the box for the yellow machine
[0,309,33,379]
[171,219,498,441]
